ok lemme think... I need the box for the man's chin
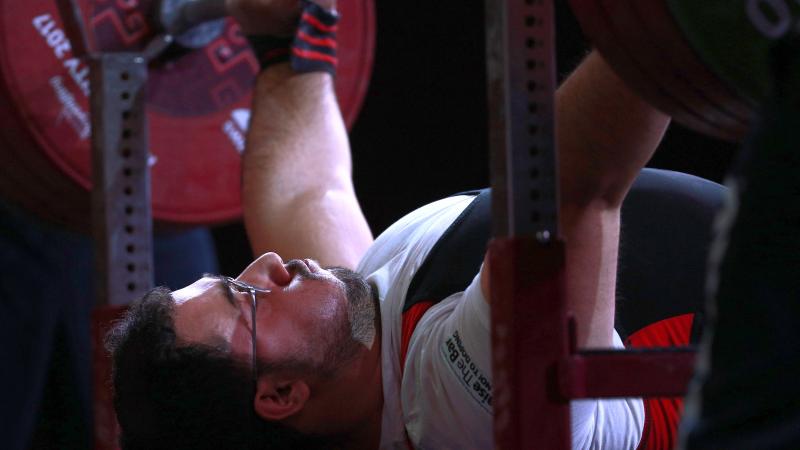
[328,266,376,348]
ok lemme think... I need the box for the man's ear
[253,376,310,421]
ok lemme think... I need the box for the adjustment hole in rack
[527,60,537,70]
[529,124,539,134]
[123,167,133,177]
[122,129,132,139]
[127,282,136,292]
[531,211,541,222]
[529,145,539,155]
[122,110,131,120]
[124,186,133,196]
[124,205,134,215]
[126,244,135,253]
[527,80,537,92]
[530,190,541,200]
[530,167,540,178]
[121,91,130,101]
[122,148,132,158]
[528,103,538,113]
[525,16,535,27]
[127,263,135,273]
[125,224,134,234]
[121,72,130,81]
[526,38,536,48]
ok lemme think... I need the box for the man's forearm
[557,51,670,209]
[556,51,670,348]
[242,64,372,268]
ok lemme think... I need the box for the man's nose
[237,252,292,287]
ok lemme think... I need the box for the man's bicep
[244,186,373,269]
[240,69,373,269]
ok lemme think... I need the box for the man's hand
[226,0,335,36]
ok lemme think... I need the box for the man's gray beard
[280,262,377,377]
[329,266,377,350]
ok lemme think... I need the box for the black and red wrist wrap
[246,1,339,76]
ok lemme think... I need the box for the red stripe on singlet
[400,301,435,374]
[400,301,436,450]
[626,313,695,450]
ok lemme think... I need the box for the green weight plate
[602,0,748,134]
[569,0,736,140]
[667,0,799,103]
[633,0,755,120]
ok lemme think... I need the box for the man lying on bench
[105,0,671,448]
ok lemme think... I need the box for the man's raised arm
[556,52,669,348]
[231,0,373,269]
[481,51,670,350]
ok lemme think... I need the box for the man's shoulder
[357,195,478,276]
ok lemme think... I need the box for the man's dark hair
[105,287,328,450]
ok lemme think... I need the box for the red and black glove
[246,0,339,76]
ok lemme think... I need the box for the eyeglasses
[222,277,271,383]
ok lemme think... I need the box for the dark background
[211,1,739,275]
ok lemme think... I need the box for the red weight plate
[631,0,754,137]
[0,0,375,227]
[601,0,749,136]
[567,0,736,141]
[337,0,375,128]
[0,76,90,228]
